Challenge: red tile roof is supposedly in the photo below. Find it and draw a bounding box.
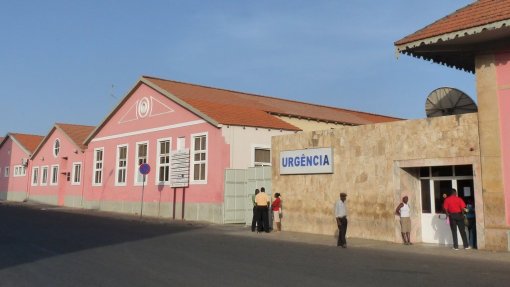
[56,123,95,151]
[9,133,45,154]
[142,76,400,130]
[32,123,95,158]
[396,0,510,46]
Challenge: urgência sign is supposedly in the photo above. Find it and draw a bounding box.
[280,147,333,175]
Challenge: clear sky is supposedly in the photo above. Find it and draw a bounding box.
[0,0,476,136]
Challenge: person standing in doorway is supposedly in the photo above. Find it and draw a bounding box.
[272,193,282,232]
[255,187,270,233]
[465,199,477,248]
[334,193,348,248]
[395,196,412,245]
[443,188,470,250]
[251,189,260,232]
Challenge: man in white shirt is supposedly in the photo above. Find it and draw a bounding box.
[334,193,348,248]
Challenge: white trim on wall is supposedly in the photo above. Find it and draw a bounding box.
[41,166,49,186]
[93,147,104,186]
[50,164,59,185]
[115,144,129,186]
[251,144,271,167]
[72,162,82,185]
[190,132,208,185]
[31,166,39,186]
[156,137,172,185]
[134,141,149,186]
[91,120,206,142]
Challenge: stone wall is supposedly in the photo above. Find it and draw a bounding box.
[272,114,481,243]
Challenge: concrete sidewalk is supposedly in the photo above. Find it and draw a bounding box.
[214,224,510,263]
[8,201,510,263]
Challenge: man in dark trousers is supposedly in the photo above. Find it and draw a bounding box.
[334,193,348,248]
[443,188,470,250]
[251,189,260,232]
[255,187,270,233]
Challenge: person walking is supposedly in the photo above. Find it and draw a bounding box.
[251,189,260,232]
[395,196,412,245]
[271,193,282,232]
[334,193,348,248]
[255,187,270,233]
[443,188,470,250]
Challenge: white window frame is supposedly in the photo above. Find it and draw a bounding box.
[31,167,39,186]
[13,165,26,177]
[156,138,172,185]
[134,141,149,186]
[115,144,128,186]
[41,166,49,186]
[4,166,9,177]
[50,164,59,185]
[72,162,82,185]
[190,132,207,184]
[53,138,61,157]
[252,145,271,167]
[93,148,104,186]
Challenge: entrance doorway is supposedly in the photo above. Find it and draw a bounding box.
[419,165,476,246]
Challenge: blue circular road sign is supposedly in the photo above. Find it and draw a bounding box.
[139,163,151,175]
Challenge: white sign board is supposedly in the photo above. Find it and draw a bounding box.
[280,147,333,175]
[171,149,190,187]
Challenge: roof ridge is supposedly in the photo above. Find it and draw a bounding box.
[142,75,400,119]
[55,122,95,128]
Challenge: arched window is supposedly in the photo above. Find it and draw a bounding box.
[53,139,60,157]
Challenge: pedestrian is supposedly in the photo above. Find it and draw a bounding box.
[334,192,348,248]
[395,196,412,245]
[443,188,470,250]
[272,193,282,232]
[255,187,270,233]
[251,189,260,232]
[465,199,476,248]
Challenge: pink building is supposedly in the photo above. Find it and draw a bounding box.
[0,76,398,224]
[28,123,95,206]
[78,76,398,223]
[0,133,44,201]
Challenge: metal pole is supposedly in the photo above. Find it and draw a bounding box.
[140,174,146,219]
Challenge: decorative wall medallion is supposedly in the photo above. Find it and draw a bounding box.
[138,97,150,118]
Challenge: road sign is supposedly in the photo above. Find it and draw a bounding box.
[139,163,151,175]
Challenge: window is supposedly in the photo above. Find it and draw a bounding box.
[41,166,48,185]
[135,142,148,184]
[53,139,60,157]
[72,163,82,185]
[254,148,271,166]
[4,166,9,177]
[93,148,104,185]
[13,165,26,177]
[116,145,128,185]
[157,139,171,184]
[191,134,207,182]
[32,167,39,186]
[177,137,185,151]
[50,165,59,185]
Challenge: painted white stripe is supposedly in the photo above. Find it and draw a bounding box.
[91,120,207,142]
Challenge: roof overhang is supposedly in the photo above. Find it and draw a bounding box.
[395,19,510,73]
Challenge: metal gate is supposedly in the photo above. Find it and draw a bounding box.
[224,166,272,224]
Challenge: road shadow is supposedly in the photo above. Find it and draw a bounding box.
[0,202,205,270]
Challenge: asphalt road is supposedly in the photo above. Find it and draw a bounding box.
[0,202,509,287]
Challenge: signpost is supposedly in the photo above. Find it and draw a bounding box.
[139,163,151,219]
[171,149,190,219]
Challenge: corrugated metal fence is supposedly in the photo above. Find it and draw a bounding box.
[224,166,272,224]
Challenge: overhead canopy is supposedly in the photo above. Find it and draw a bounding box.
[395,0,510,73]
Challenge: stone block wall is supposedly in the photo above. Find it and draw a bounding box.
[272,114,481,243]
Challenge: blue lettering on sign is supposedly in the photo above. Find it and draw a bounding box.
[281,154,331,167]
